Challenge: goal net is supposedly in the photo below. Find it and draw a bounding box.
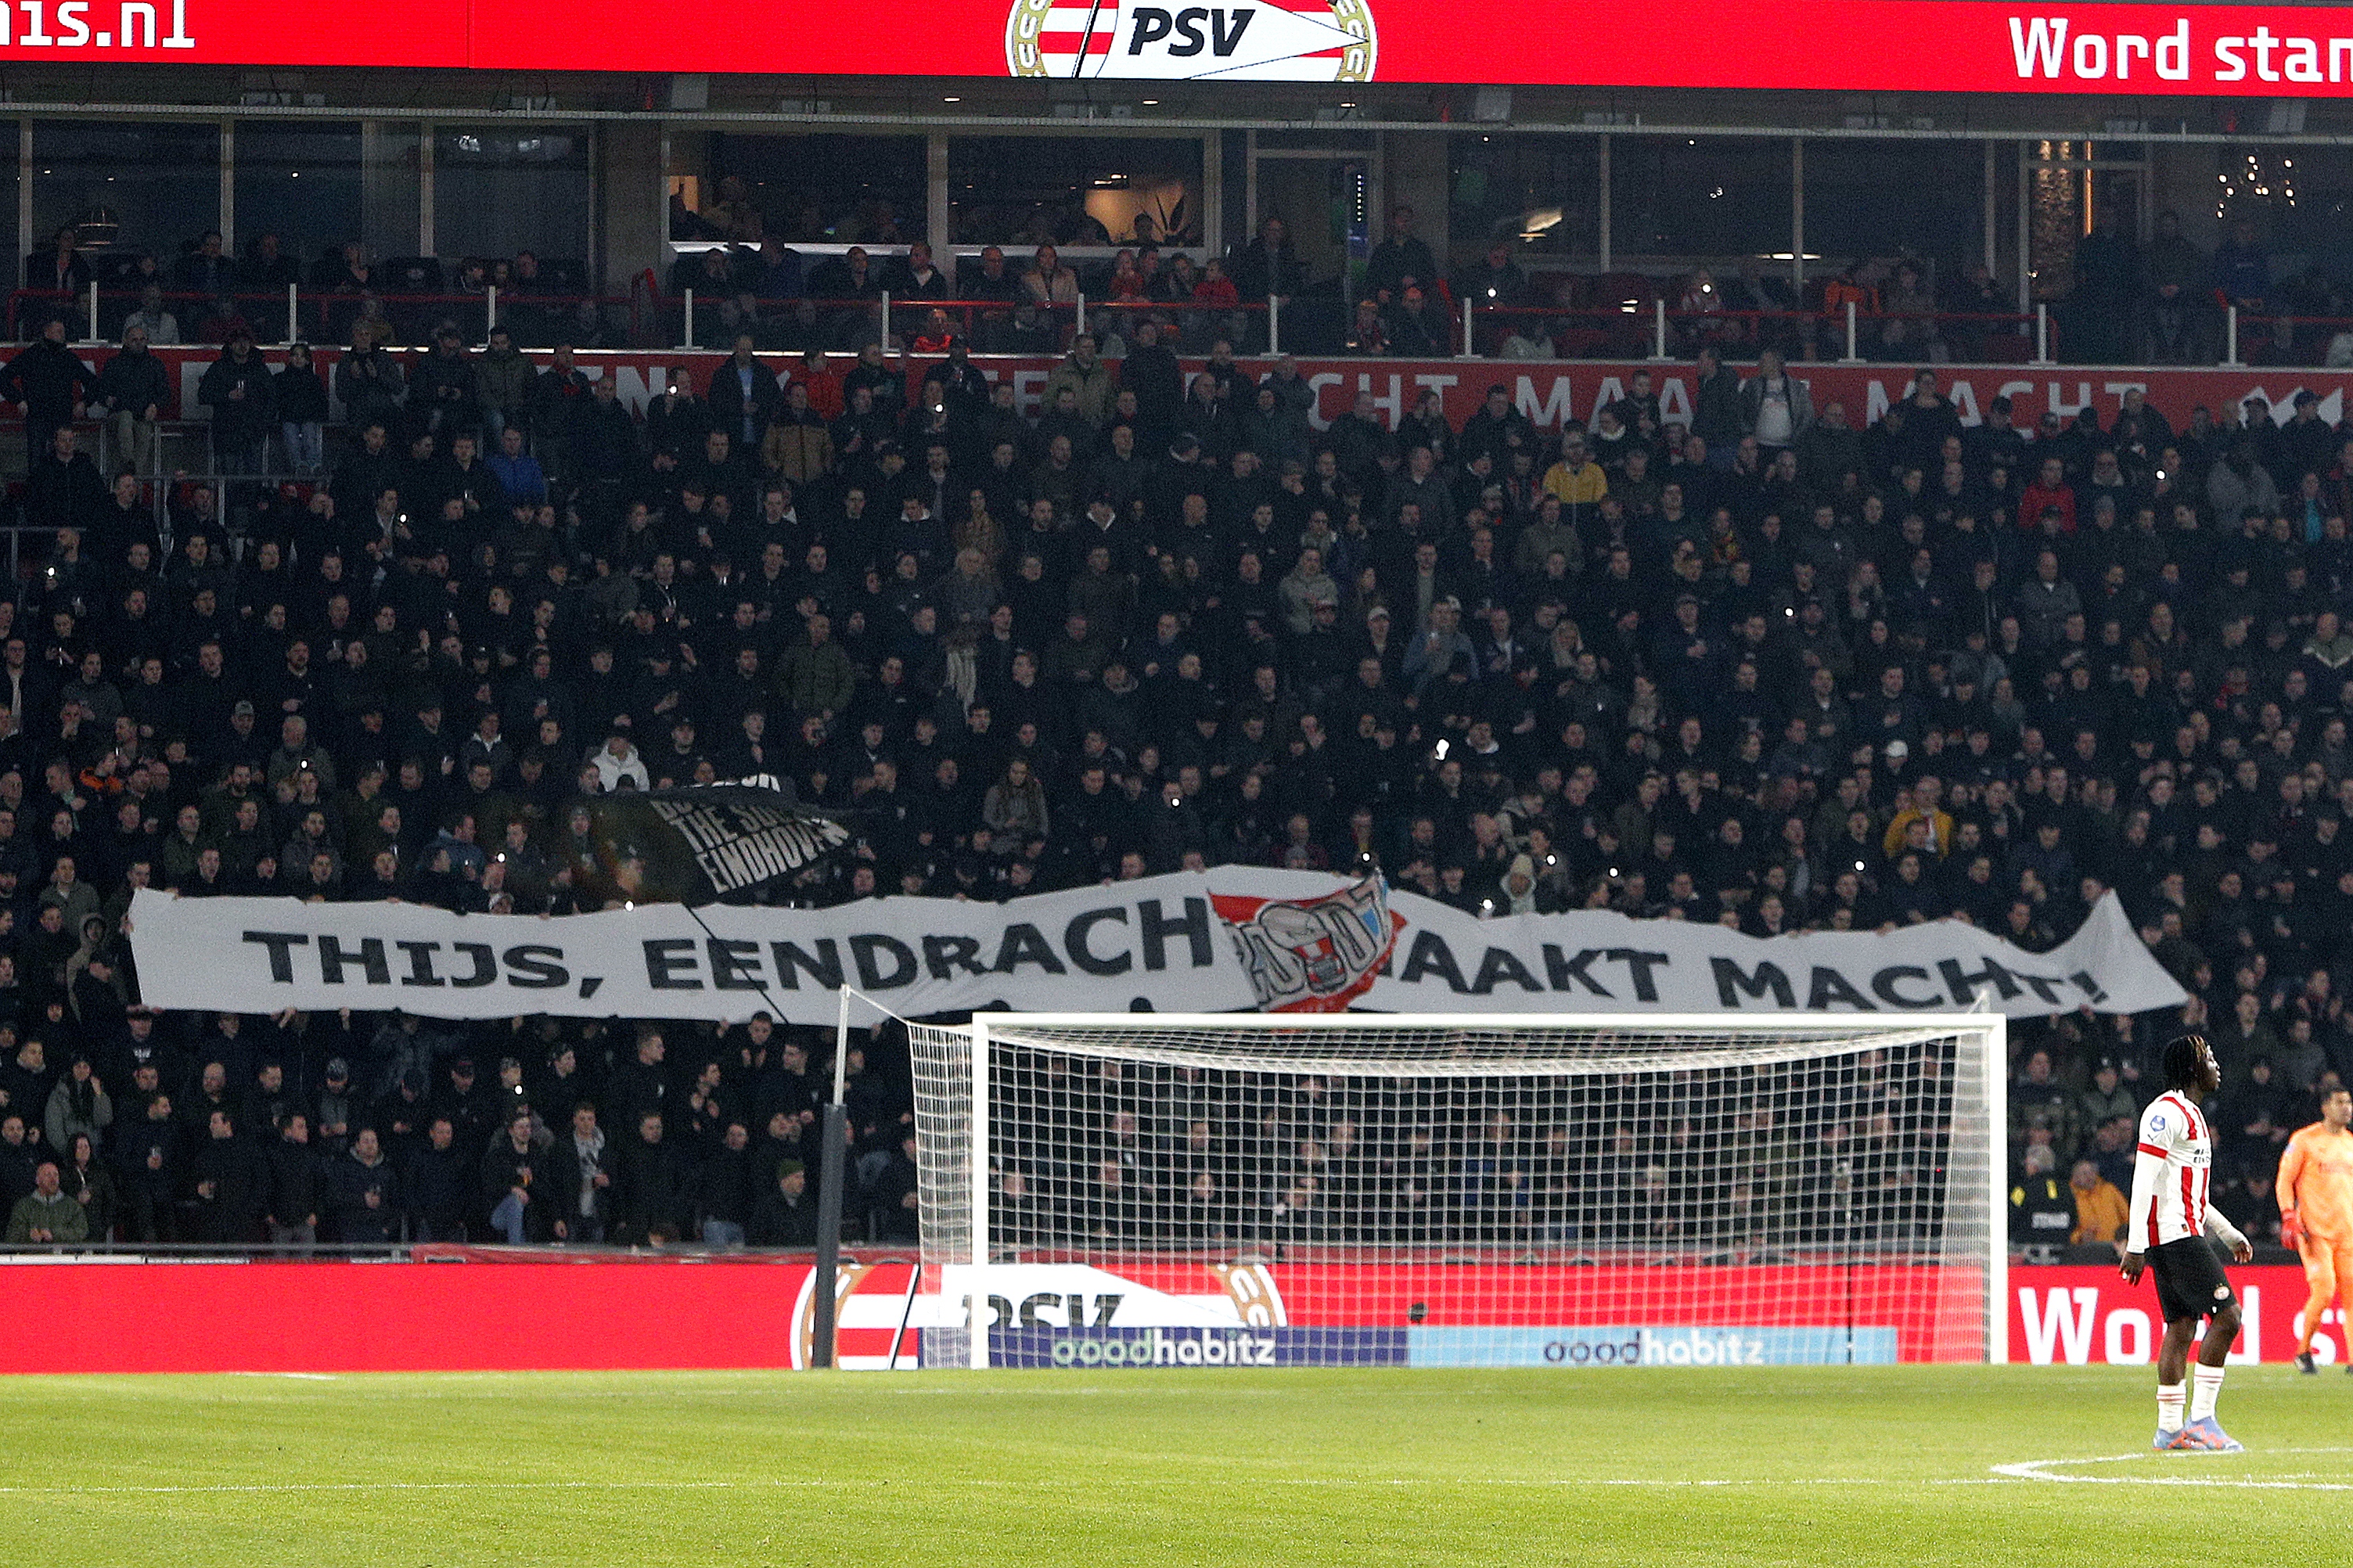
[908,1012,2004,1371]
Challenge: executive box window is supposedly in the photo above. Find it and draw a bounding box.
[1449,134,1599,261]
[1806,140,1990,275]
[234,121,365,280]
[1609,135,1790,263]
[435,128,590,268]
[949,136,1203,248]
[32,121,221,280]
[682,134,927,246]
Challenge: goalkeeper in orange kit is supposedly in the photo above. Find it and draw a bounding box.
[2279,1084,2353,1375]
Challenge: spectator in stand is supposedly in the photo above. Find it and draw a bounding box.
[707,334,783,451]
[6,1160,88,1244]
[2,316,91,463]
[2213,219,2271,314]
[27,226,92,299]
[1458,241,1531,315]
[2143,210,2211,365]
[1739,349,1812,455]
[121,286,180,349]
[92,325,171,480]
[477,326,537,445]
[22,427,106,534]
[244,232,301,291]
[174,231,238,297]
[1384,285,1445,358]
[750,1160,818,1246]
[274,343,330,477]
[1364,204,1436,305]
[2010,1143,2074,1259]
[2068,1157,2128,1254]
[334,1125,402,1243]
[886,241,948,302]
[1232,216,1303,323]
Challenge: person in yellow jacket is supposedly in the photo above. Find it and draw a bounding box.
[1541,432,1607,512]
[2279,1083,2353,1373]
[1880,775,1955,860]
[2069,1158,2130,1254]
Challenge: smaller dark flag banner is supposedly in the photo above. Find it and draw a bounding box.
[571,784,851,908]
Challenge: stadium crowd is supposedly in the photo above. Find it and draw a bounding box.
[0,268,2348,1255]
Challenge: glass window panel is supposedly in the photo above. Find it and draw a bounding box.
[362,124,423,270]
[1608,135,1790,262]
[2232,146,2353,285]
[0,124,17,289]
[1805,139,1988,274]
[434,127,589,264]
[1449,131,1598,261]
[34,120,221,275]
[234,120,363,282]
[949,135,1203,249]
[686,133,926,244]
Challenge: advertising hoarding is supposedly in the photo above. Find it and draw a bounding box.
[2009,1264,2323,1365]
[0,1257,2316,1373]
[6,0,2353,96]
[81,343,2353,460]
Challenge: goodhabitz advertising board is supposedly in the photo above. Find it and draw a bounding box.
[925,1258,1967,1366]
[988,1327,1409,1367]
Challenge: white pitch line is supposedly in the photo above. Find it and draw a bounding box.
[41,1455,2351,1501]
[1992,1447,2353,1490]
[0,1476,1986,1498]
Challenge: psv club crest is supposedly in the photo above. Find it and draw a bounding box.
[1006,0,1376,81]
[1212,875,1403,1013]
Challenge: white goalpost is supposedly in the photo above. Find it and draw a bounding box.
[908,1012,2006,1371]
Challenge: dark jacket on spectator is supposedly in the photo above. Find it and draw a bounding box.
[2,336,90,423]
[331,1144,402,1243]
[480,1132,559,1243]
[265,1138,325,1229]
[93,344,172,422]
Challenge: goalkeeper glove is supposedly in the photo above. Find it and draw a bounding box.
[2281,1210,2304,1248]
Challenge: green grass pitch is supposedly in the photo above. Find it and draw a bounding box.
[5,1365,2348,1565]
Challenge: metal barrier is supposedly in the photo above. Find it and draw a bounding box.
[659,293,1275,356]
[31,282,2353,369]
[1463,301,2053,365]
[8,283,652,350]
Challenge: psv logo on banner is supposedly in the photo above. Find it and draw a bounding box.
[1212,875,1402,1012]
[1006,0,1376,80]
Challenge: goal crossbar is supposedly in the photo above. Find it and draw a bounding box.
[959,1013,1983,1078]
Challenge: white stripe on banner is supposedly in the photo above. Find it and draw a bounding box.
[124,877,2184,1024]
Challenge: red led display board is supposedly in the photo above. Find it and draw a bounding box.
[1,0,2348,95]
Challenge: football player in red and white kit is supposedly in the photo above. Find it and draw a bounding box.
[2121,1034,2254,1453]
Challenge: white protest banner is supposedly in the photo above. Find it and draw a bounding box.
[126,877,2184,1024]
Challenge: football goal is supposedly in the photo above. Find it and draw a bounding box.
[908,1012,2005,1370]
